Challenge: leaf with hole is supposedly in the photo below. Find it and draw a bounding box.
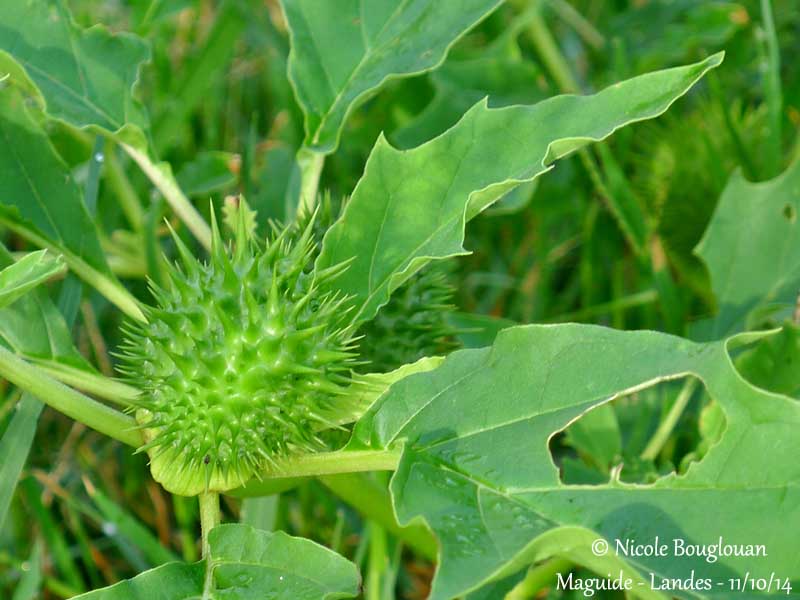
[349,324,800,599]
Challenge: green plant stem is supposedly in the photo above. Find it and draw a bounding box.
[229,476,303,497]
[103,142,144,231]
[707,71,758,180]
[199,492,220,559]
[544,289,657,323]
[550,0,604,50]
[121,143,212,250]
[367,520,388,600]
[199,492,220,600]
[253,449,400,481]
[231,449,400,496]
[0,346,140,447]
[297,147,325,213]
[526,7,579,93]
[760,0,782,177]
[32,361,140,408]
[641,378,698,461]
[505,558,573,599]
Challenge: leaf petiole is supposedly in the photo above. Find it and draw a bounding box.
[121,143,212,251]
[32,360,140,408]
[252,449,400,482]
[297,147,325,214]
[640,378,699,461]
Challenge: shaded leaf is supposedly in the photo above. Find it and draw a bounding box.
[563,404,621,471]
[350,324,799,599]
[735,321,800,398]
[695,160,800,339]
[0,394,43,530]
[0,85,113,280]
[281,0,503,153]
[152,2,246,151]
[0,0,150,145]
[318,54,723,323]
[610,0,747,72]
[0,0,209,256]
[446,312,516,348]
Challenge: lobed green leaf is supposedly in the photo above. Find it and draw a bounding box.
[281,0,503,154]
[0,0,150,145]
[318,53,724,324]
[73,524,360,599]
[0,86,114,280]
[695,159,800,339]
[351,324,800,598]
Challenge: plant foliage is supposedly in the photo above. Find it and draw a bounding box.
[0,1,796,599]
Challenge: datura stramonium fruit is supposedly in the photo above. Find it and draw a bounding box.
[294,194,461,373]
[120,210,358,496]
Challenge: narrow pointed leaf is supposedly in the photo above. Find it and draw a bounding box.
[11,539,43,600]
[317,53,723,323]
[0,250,64,309]
[350,324,799,599]
[0,394,43,530]
[0,244,93,370]
[281,0,503,154]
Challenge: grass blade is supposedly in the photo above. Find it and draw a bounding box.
[0,394,43,529]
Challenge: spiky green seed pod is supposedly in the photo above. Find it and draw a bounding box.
[120,206,358,496]
[295,193,461,372]
[356,266,460,372]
